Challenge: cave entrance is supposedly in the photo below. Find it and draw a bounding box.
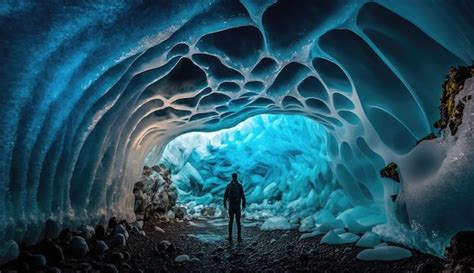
[136,114,336,228]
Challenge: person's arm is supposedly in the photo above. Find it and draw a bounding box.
[240,184,246,209]
[223,185,228,209]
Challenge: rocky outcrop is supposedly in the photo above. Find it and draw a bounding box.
[414,133,437,147]
[434,65,474,135]
[444,231,474,272]
[380,162,400,183]
[133,165,184,220]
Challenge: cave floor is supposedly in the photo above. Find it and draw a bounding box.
[120,218,445,273]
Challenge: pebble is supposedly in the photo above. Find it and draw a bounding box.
[111,233,126,247]
[175,254,190,262]
[110,252,124,263]
[29,254,47,268]
[154,226,165,233]
[47,267,62,273]
[70,236,89,257]
[95,240,109,256]
[114,224,129,240]
[102,263,119,273]
[212,255,221,262]
[42,242,64,265]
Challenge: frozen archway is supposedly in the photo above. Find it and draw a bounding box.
[0,0,473,262]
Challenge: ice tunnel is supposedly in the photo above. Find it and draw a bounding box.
[1,0,474,263]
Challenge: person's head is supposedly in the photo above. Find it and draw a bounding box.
[231,173,238,181]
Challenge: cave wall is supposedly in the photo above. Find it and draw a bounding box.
[0,0,473,261]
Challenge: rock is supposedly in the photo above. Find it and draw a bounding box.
[446,230,474,260]
[18,261,30,272]
[174,206,186,219]
[94,225,106,240]
[120,263,133,271]
[79,262,92,271]
[78,225,95,239]
[108,217,119,231]
[41,241,64,265]
[414,132,437,146]
[380,162,400,182]
[102,263,119,273]
[111,233,126,247]
[154,226,165,233]
[167,210,176,220]
[416,262,441,273]
[58,228,73,243]
[131,226,140,234]
[343,247,352,254]
[166,243,176,253]
[212,255,221,262]
[434,65,474,135]
[159,240,171,251]
[201,207,216,217]
[29,254,47,268]
[95,240,109,257]
[47,267,62,273]
[444,231,474,272]
[44,219,61,240]
[70,236,89,257]
[190,257,200,263]
[270,238,276,244]
[122,251,131,261]
[139,230,146,236]
[175,254,190,262]
[110,252,124,264]
[113,224,129,240]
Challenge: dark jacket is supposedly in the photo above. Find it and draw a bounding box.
[224,180,246,209]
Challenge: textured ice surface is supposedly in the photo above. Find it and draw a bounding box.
[0,0,473,262]
[321,230,360,244]
[356,231,381,248]
[261,216,291,231]
[356,246,412,261]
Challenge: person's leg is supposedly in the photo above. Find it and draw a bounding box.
[228,208,234,239]
[236,208,242,240]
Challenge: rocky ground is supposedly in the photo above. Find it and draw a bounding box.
[122,218,444,273]
[0,217,447,273]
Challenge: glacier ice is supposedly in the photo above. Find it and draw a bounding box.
[356,231,381,248]
[0,0,473,263]
[261,216,292,231]
[356,246,412,261]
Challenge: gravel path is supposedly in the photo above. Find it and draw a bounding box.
[121,218,445,272]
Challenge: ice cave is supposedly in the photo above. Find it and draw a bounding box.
[1,0,474,272]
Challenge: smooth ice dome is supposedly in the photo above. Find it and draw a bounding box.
[356,246,412,261]
[0,0,473,263]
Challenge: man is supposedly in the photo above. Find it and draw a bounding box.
[224,173,246,241]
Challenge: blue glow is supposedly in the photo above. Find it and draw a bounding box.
[159,115,331,216]
[0,0,473,263]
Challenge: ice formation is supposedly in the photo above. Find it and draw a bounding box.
[0,0,473,263]
[356,246,412,261]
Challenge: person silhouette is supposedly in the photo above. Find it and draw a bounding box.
[224,173,246,241]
